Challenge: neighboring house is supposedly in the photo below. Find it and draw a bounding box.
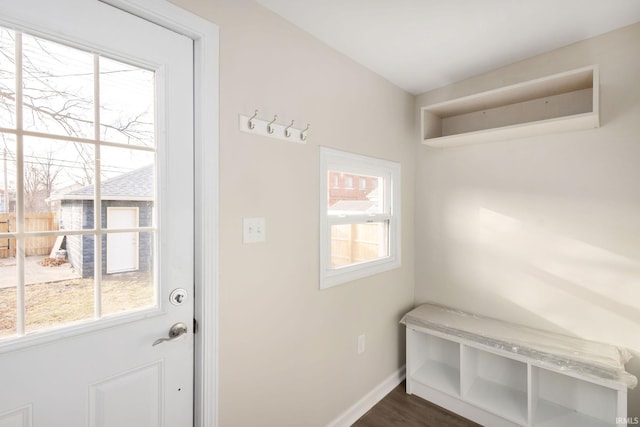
[53,165,154,277]
[328,171,378,207]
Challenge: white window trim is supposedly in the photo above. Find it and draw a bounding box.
[319,147,401,289]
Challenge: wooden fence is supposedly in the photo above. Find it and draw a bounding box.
[0,212,58,258]
[330,222,388,268]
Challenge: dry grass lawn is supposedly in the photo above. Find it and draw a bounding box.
[0,271,153,337]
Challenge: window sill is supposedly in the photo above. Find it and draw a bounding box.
[320,256,400,289]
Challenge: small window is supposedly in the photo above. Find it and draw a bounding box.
[319,147,401,289]
[344,175,354,189]
[331,173,339,188]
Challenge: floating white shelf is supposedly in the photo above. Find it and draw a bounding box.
[420,65,599,147]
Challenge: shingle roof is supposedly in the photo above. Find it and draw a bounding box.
[57,165,153,201]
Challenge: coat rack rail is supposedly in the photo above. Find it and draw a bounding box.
[238,111,309,144]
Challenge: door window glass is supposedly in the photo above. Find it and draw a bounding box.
[0,26,158,339]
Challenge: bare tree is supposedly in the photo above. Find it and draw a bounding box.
[23,163,41,211]
[21,149,62,212]
[0,27,154,210]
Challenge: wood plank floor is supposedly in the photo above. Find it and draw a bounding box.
[352,382,481,427]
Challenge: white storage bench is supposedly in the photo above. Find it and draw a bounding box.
[401,303,637,427]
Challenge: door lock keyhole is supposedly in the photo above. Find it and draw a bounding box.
[169,288,187,305]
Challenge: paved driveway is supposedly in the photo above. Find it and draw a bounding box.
[0,256,80,288]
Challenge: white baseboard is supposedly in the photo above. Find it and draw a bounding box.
[327,365,406,427]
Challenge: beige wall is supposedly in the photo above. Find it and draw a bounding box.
[415,22,640,415]
[170,1,416,425]
[165,0,639,421]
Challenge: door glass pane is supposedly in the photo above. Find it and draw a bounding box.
[100,146,154,230]
[24,236,90,334]
[100,146,154,180]
[24,137,94,231]
[0,135,16,338]
[0,28,16,129]
[0,135,16,215]
[64,233,94,279]
[99,57,154,147]
[330,221,389,268]
[0,229,11,260]
[102,231,155,317]
[22,33,94,139]
[0,262,16,338]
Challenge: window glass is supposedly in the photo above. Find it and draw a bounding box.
[330,221,389,268]
[328,171,383,215]
[320,147,400,289]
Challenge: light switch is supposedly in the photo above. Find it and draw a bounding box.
[243,217,266,243]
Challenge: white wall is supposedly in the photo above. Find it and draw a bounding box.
[170,1,416,425]
[415,22,640,415]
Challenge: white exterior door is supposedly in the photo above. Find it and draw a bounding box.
[107,207,139,274]
[0,1,194,426]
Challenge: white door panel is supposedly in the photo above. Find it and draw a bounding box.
[0,0,194,425]
[89,361,163,427]
[0,406,30,427]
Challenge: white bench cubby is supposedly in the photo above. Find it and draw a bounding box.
[406,327,628,427]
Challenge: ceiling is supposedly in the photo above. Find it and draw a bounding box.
[256,0,640,94]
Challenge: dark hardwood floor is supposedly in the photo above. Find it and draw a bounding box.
[352,382,481,427]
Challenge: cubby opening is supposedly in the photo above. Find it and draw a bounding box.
[407,330,460,397]
[461,345,528,425]
[531,367,619,427]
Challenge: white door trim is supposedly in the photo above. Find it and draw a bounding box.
[98,1,219,426]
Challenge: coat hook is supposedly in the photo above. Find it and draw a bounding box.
[267,115,278,134]
[284,120,295,138]
[300,123,310,141]
[248,110,258,130]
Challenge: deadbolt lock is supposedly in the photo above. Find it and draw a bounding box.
[169,288,187,305]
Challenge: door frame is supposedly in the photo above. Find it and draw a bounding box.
[99,1,219,426]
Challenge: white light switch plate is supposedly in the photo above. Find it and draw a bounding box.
[243,217,266,243]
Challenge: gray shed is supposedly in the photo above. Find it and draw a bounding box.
[55,165,154,278]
